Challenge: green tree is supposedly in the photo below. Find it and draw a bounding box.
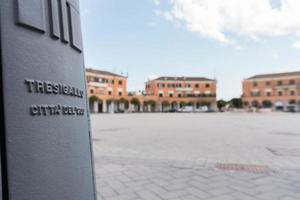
[89,95,101,103]
[229,98,243,109]
[130,98,140,106]
[106,99,113,105]
[119,98,129,108]
[217,100,227,110]
[148,100,156,107]
[187,102,194,106]
[180,102,187,108]
[262,100,273,108]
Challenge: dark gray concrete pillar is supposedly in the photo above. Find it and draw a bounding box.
[0,0,97,199]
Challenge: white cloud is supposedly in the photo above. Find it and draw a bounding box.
[157,0,300,47]
[292,40,300,49]
[153,0,160,6]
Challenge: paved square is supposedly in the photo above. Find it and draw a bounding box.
[91,113,300,200]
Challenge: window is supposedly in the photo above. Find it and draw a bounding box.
[119,92,122,96]
[266,92,271,97]
[289,80,295,85]
[277,81,282,86]
[118,80,123,85]
[169,93,173,97]
[278,91,283,96]
[251,91,260,97]
[108,91,112,95]
[195,84,199,88]
[90,89,94,94]
[187,84,191,88]
[178,94,182,97]
[266,81,271,86]
[253,81,258,87]
[290,90,295,96]
[205,83,210,88]
[162,84,165,88]
[94,77,99,82]
[159,93,163,97]
[112,80,114,84]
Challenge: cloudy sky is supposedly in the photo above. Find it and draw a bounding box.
[80,0,300,100]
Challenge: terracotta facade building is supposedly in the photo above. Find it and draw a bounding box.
[86,68,218,113]
[86,68,128,113]
[145,76,217,111]
[242,71,300,111]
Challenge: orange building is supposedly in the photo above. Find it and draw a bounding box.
[242,71,300,111]
[145,76,217,111]
[86,69,218,113]
[86,68,128,113]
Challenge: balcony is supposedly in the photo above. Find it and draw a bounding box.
[88,82,107,87]
[275,84,297,89]
[175,87,193,92]
[181,94,216,98]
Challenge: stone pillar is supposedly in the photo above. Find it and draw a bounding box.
[109,102,115,114]
[103,100,107,113]
[140,104,143,112]
[147,104,151,112]
[0,0,97,199]
[93,101,99,113]
[211,101,217,111]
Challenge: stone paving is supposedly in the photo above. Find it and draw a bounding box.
[91,113,300,200]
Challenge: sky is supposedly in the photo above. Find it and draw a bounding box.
[80,0,300,100]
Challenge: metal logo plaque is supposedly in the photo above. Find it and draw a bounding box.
[0,0,96,200]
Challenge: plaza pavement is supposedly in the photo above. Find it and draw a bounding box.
[91,113,300,200]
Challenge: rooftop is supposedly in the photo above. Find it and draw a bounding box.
[247,71,300,80]
[86,68,127,78]
[153,76,215,82]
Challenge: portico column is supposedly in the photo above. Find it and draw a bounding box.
[211,101,217,111]
[129,103,134,112]
[110,102,115,114]
[103,100,107,113]
[140,104,143,112]
[93,101,99,113]
[147,104,151,112]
